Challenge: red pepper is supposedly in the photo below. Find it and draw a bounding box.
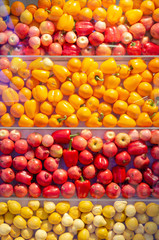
[104,26,121,43]
[128,140,148,155]
[112,166,126,184]
[127,41,142,55]
[52,130,78,144]
[144,168,159,186]
[42,185,60,198]
[75,176,91,198]
[63,139,78,168]
[142,42,159,55]
[75,21,94,36]
[62,43,81,55]
[15,171,33,185]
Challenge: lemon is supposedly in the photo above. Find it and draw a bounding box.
[92,205,102,215]
[36,208,48,220]
[145,221,157,234]
[105,218,114,230]
[1,234,13,240]
[155,230,159,240]
[35,229,47,240]
[28,216,42,230]
[13,216,27,230]
[28,201,40,211]
[95,227,108,239]
[78,201,93,213]
[133,234,145,240]
[4,212,15,225]
[21,207,33,219]
[81,212,94,224]
[48,212,61,224]
[10,225,20,238]
[41,220,52,232]
[53,223,65,235]
[125,217,138,231]
[59,232,73,240]
[144,233,153,240]
[0,223,11,236]
[136,213,149,224]
[21,227,33,239]
[146,203,159,217]
[46,232,57,240]
[123,229,134,240]
[125,205,136,217]
[134,202,146,214]
[102,205,115,218]
[69,206,81,219]
[78,228,90,240]
[113,222,125,234]
[20,9,33,25]
[0,215,4,224]
[0,202,8,215]
[153,215,159,224]
[8,201,21,215]
[86,223,95,233]
[107,231,115,240]
[43,201,55,214]
[14,238,25,240]
[56,201,70,215]
[114,212,126,222]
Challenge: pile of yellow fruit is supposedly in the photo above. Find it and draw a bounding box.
[0,200,158,240]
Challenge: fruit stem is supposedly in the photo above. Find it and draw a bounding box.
[95,75,104,82]
[69,139,72,150]
[80,176,85,182]
[70,133,79,138]
[98,113,104,122]
[57,115,67,123]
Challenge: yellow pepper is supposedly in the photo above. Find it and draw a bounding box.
[29,58,43,70]
[117,114,136,127]
[151,112,159,127]
[116,64,130,79]
[32,85,48,102]
[127,104,141,120]
[65,114,79,127]
[81,58,98,75]
[2,88,19,106]
[150,88,159,101]
[128,92,145,106]
[53,65,71,82]
[24,99,39,119]
[76,106,91,121]
[55,100,75,116]
[103,114,117,127]
[63,0,81,17]
[72,72,87,88]
[18,114,34,127]
[119,0,133,12]
[1,113,15,127]
[47,77,60,90]
[107,5,122,25]
[85,113,103,127]
[48,114,67,127]
[93,85,105,99]
[61,81,75,95]
[67,58,82,72]
[32,70,50,83]
[68,94,85,110]
[148,58,159,73]
[88,70,104,86]
[123,74,142,92]
[57,13,74,31]
[116,86,129,101]
[136,112,152,127]
[128,59,147,74]
[125,9,143,25]
[142,99,158,115]
[113,100,128,115]
[104,75,120,89]
[98,102,112,115]
[48,89,63,107]
[100,58,117,74]
[86,96,99,112]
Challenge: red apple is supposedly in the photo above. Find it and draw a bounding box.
[36,170,52,187]
[88,137,103,152]
[94,153,109,170]
[61,182,75,198]
[97,169,113,185]
[83,164,96,179]
[0,168,15,183]
[134,154,150,169]
[9,129,21,141]
[48,43,62,55]
[104,131,115,142]
[102,142,118,158]
[15,23,29,39]
[95,21,106,32]
[28,26,40,37]
[115,133,130,148]
[42,134,54,147]
[0,183,13,197]
[8,33,19,46]
[42,185,60,198]
[65,31,77,43]
[90,183,105,199]
[77,36,88,48]
[128,129,139,141]
[115,151,131,166]
[52,169,68,185]
[29,183,41,198]
[53,31,65,45]
[13,156,27,171]
[79,150,93,165]
[72,136,87,151]
[127,168,142,185]
[81,45,95,55]
[29,36,41,49]
[121,184,136,198]
[14,184,28,198]
[80,129,92,140]
[35,146,49,160]
[27,158,43,174]
[96,43,112,55]
[44,157,59,172]
[25,149,35,160]
[0,155,12,168]
[151,146,159,160]
[39,21,55,35]
[15,171,33,185]
[106,182,121,199]
[140,16,154,31]
[150,130,159,144]
[152,182,159,198]
[41,34,52,46]
[136,183,151,198]
[50,144,63,158]
[27,132,42,147]
[14,139,28,154]
[129,23,146,39]
[0,129,9,140]
[152,161,159,176]
[139,129,151,142]
[1,139,14,154]
[112,43,126,55]
[67,166,82,180]
[89,31,104,46]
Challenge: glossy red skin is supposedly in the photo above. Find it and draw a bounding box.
[14,184,28,198]
[52,169,68,185]
[89,32,104,46]
[0,183,13,197]
[44,157,59,172]
[61,182,75,198]
[14,139,28,154]
[68,166,82,180]
[151,146,159,160]
[63,149,78,168]
[75,21,94,36]
[35,146,50,160]
[15,23,29,39]
[9,130,21,141]
[121,184,136,198]
[102,142,118,158]
[143,168,158,186]
[136,183,151,198]
[127,168,142,185]
[42,134,54,147]
[27,133,42,147]
[79,150,93,165]
[75,178,91,198]
[152,161,159,176]
[48,42,62,55]
[42,185,60,198]
[13,156,27,171]
[150,130,159,144]
[104,26,121,43]
[115,151,131,167]
[1,139,14,154]
[112,166,126,184]
[142,42,159,55]
[62,43,81,55]
[152,182,159,198]
[83,164,96,179]
[112,43,126,56]
[53,31,65,45]
[127,41,142,55]
[49,144,63,158]
[80,129,92,140]
[97,169,113,185]
[29,183,41,198]
[134,154,150,169]
[94,153,109,170]
[15,171,33,185]
[90,183,105,199]
[0,129,9,140]
[52,129,71,144]
[128,140,148,155]
[36,170,52,187]
[27,158,43,174]
[106,182,121,199]
[72,136,87,151]
[25,149,35,160]
[0,155,12,168]
[0,168,15,183]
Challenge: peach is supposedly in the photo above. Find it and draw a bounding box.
[8,33,19,46]
[48,42,62,55]
[28,26,40,37]
[39,21,55,35]
[29,36,41,49]
[41,34,52,46]
[0,32,8,45]
[65,31,77,44]
[15,23,29,39]
[77,36,89,48]
[129,23,146,39]
[96,43,111,55]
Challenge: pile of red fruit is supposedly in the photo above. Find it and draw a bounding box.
[0,128,159,199]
